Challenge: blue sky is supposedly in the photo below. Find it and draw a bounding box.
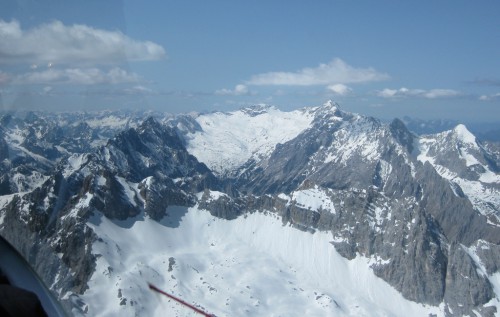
[0,0,499,122]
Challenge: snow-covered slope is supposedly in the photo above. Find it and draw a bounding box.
[180,105,315,176]
[82,205,445,317]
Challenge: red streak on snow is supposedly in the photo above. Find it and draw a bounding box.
[148,283,215,317]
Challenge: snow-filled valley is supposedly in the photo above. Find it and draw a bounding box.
[83,205,444,317]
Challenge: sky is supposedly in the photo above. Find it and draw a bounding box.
[0,0,499,122]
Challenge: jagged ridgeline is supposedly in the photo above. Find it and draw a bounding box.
[0,102,499,316]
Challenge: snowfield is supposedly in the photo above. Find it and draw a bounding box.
[82,206,445,317]
[280,185,337,214]
[185,106,315,175]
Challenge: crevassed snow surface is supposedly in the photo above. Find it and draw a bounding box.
[185,107,314,175]
[83,206,444,317]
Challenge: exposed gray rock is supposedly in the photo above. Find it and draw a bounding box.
[417,162,500,245]
[138,176,195,221]
[443,244,494,315]
[389,118,414,153]
[198,190,244,220]
[0,134,8,162]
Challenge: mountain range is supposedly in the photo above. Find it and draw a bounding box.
[0,101,499,316]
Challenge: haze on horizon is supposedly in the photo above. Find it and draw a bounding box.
[0,0,499,123]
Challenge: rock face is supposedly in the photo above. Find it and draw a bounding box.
[0,103,499,316]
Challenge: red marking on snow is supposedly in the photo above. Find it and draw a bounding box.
[148,283,215,317]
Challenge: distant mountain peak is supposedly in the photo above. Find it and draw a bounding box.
[452,124,478,147]
[139,116,161,128]
[389,118,414,153]
[322,99,340,110]
[313,100,344,121]
[239,104,276,117]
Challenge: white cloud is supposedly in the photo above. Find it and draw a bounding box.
[377,88,398,98]
[123,85,154,94]
[215,84,250,96]
[423,89,461,99]
[377,87,461,99]
[247,58,389,86]
[15,67,141,85]
[479,93,500,101]
[378,87,426,98]
[327,84,352,96]
[0,20,166,65]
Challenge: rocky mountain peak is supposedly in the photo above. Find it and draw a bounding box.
[319,99,341,114]
[322,99,338,109]
[137,116,163,134]
[389,118,414,153]
[239,104,276,117]
[311,100,345,125]
[136,117,184,151]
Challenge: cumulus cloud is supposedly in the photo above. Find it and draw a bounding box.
[377,87,461,99]
[215,84,250,96]
[0,20,166,65]
[327,84,352,96]
[14,67,141,85]
[247,58,389,86]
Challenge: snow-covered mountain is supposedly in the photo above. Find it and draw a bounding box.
[418,125,500,225]
[402,116,500,142]
[1,101,499,316]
